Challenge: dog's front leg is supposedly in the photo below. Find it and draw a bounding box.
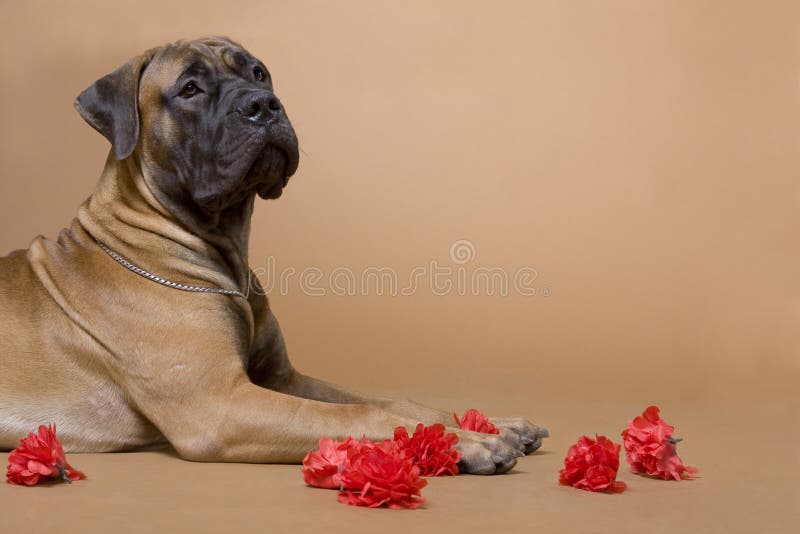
[172,377,412,463]
[124,359,520,473]
[274,372,547,455]
[245,307,545,465]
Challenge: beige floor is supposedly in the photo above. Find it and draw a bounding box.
[1,395,795,534]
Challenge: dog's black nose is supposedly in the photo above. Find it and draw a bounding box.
[239,92,283,123]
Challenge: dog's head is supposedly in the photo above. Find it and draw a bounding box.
[74,37,299,212]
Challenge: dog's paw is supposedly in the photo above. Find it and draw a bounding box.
[491,417,549,454]
[454,431,524,475]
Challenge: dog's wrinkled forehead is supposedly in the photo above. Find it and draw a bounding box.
[140,37,266,95]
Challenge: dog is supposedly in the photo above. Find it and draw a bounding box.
[0,37,547,474]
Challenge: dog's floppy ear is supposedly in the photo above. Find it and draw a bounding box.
[74,53,151,160]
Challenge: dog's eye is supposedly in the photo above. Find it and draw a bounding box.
[253,66,267,82]
[180,82,201,98]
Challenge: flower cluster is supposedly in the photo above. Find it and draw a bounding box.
[302,423,464,508]
[559,434,626,493]
[560,405,698,493]
[303,435,429,508]
[6,424,86,486]
[303,411,500,508]
[621,406,697,480]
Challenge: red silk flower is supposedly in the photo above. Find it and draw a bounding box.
[6,424,86,486]
[559,434,626,493]
[338,439,427,509]
[302,436,371,489]
[393,423,461,476]
[453,408,500,434]
[621,406,697,481]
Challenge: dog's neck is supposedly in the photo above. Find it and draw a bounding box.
[78,152,254,294]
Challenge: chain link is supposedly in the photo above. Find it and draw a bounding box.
[95,239,249,298]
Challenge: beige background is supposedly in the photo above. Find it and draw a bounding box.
[0,1,798,533]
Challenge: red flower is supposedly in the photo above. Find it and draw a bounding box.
[559,435,626,493]
[302,436,370,489]
[453,408,500,434]
[621,406,697,481]
[393,423,461,476]
[6,424,86,486]
[338,439,427,509]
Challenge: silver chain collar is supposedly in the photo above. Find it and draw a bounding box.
[95,239,249,299]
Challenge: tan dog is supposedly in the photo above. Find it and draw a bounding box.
[0,37,547,474]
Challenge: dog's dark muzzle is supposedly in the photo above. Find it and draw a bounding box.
[235,90,299,177]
